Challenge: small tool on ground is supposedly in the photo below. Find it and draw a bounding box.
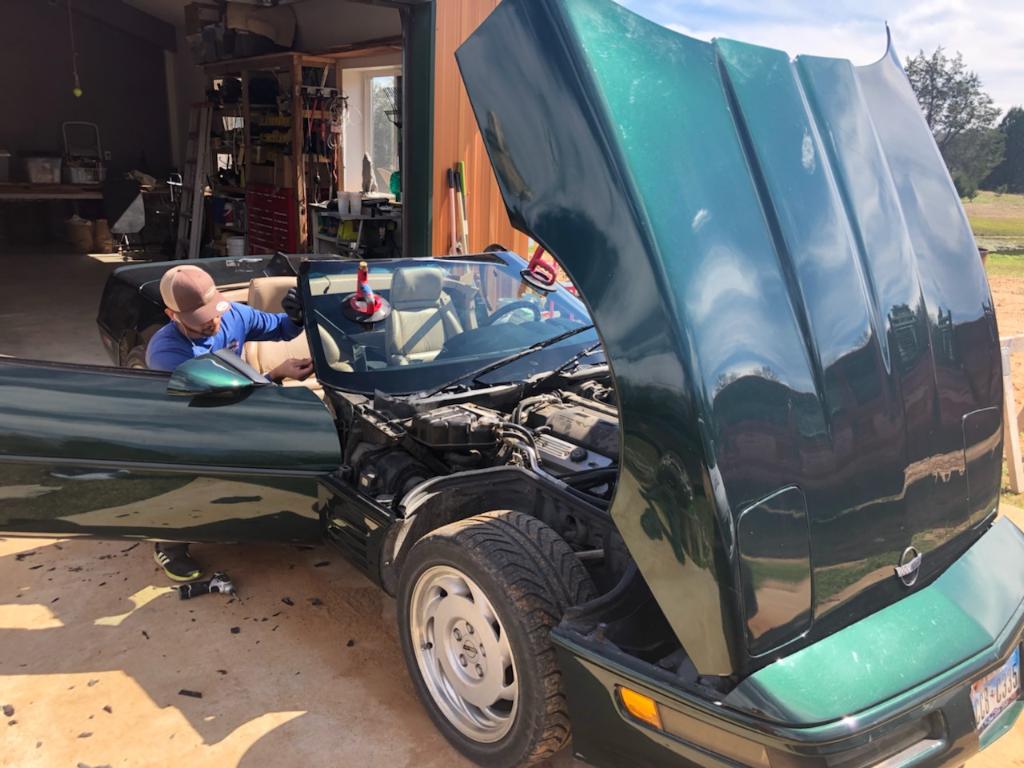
[178,571,236,600]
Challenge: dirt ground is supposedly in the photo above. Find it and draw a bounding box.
[991,274,1024,391]
[2,514,1021,768]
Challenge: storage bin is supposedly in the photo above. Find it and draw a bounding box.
[64,164,106,184]
[25,157,62,184]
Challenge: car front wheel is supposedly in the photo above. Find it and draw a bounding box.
[397,510,596,768]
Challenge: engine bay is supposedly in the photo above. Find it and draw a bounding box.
[323,369,630,583]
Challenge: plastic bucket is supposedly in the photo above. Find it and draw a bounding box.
[226,236,246,257]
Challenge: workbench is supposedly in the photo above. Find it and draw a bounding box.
[0,183,103,200]
[309,204,400,257]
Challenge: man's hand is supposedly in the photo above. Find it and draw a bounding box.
[269,357,314,383]
[282,286,304,326]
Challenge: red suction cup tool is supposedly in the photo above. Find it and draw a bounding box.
[343,261,391,323]
[520,245,558,293]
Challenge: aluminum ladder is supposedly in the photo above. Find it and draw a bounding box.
[174,103,213,259]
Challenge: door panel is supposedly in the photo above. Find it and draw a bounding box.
[0,360,340,542]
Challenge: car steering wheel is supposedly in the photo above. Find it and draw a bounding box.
[484,300,542,326]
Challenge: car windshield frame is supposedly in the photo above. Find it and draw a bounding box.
[299,252,601,396]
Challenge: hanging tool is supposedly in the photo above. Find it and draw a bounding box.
[67,0,84,97]
[457,161,467,205]
[178,572,236,600]
[447,169,462,255]
[457,161,469,249]
[454,167,469,253]
[329,95,347,201]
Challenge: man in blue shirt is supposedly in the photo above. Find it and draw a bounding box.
[146,264,312,580]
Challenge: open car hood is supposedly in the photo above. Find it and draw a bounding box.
[457,0,1002,677]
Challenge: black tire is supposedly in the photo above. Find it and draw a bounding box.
[397,510,597,768]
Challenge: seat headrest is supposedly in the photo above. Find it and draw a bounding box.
[248,276,297,313]
[390,268,444,309]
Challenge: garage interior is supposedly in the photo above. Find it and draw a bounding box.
[0,0,524,365]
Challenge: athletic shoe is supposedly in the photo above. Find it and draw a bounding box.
[153,543,203,582]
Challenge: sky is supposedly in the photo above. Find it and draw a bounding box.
[617,0,1022,115]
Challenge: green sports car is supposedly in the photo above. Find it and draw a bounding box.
[2,1,1022,766]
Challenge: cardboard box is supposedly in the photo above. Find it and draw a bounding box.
[185,3,221,35]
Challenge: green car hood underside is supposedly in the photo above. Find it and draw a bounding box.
[457,0,1002,677]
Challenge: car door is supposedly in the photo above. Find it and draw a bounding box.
[0,357,340,543]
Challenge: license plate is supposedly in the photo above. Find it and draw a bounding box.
[970,646,1021,732]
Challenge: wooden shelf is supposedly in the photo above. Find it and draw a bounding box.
[204,52,349,250]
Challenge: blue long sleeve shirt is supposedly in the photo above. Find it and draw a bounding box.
[145,302,302,371]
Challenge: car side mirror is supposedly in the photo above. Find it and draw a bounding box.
[167,350,268,397]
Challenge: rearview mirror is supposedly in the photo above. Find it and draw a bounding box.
[167,350,268,397]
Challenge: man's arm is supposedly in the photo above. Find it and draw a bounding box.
[236,303,303,343]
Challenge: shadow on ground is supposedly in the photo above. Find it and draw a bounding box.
[0,536,506,767]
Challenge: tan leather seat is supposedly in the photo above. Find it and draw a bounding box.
[243,276,323,394]
[385,267,463,365]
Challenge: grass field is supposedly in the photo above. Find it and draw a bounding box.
[964,191,1024,251]
[982,252,1024,277]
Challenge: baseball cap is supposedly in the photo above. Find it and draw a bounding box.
[159,265,229,326]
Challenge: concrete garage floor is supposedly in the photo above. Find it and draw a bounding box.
[0,248,1021,767]
[0,247,119,364]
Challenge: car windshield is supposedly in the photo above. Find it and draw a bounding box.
[301,252,600,395]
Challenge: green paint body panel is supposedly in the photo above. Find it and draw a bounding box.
[166,354,260,396]
[0,359,340,542]
[457,0,1004,679]
[554,520,1024,767]
[398,1,435,258]
[727,516,1024,723]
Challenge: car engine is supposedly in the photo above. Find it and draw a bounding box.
[325,370,626,585]
[342,377,616,494]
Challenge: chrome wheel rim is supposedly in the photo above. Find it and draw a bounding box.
[409,565,519,743]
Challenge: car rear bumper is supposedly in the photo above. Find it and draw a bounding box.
[554,516,1024,768]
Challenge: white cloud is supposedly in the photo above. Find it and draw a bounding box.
[619,0,1023,114]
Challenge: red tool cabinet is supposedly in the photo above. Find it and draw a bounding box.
[246,185,297,254]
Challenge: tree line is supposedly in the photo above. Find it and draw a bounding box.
[905,48,1022,199]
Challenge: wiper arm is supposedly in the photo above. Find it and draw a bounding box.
[544,340,604,382]
[424,324,595,398]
